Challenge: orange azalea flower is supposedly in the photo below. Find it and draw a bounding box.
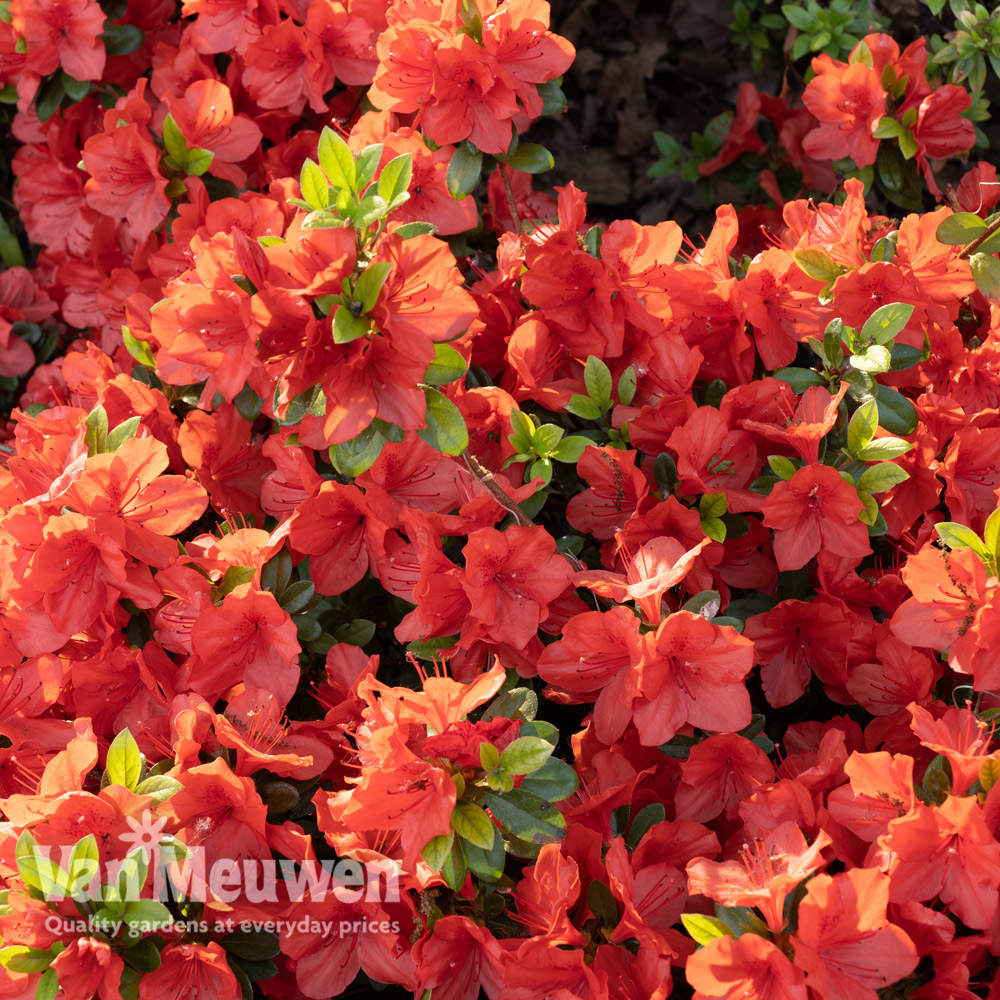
[908,703,994,796]
[163,79,262,180]
[215,687,333,779]
[686,821,830,934]
[791,867,919,1000]
[761,464,870,571]
[741,383,848,466]
[566,446,649,540]
[136,942,240,1000]
[686,933,807,1000]
[825,750,915,843]
[634,611,756,746]
[743,594,855,708]
[889,542,987,651]
[572,535,710,626]
[461,524,573,649]
[801,57,885,167]
[186,588,300,706]
[81,124,170,244]
[674,733,775,823]
[8,0,106,81]
[62,435,209,567]
[880,795,1000,931]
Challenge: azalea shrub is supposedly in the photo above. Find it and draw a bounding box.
[3,1,1000,1000]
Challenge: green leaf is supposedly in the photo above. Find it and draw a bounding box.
[855,437,913,461]
[870,234,896,263]
[531,423,564,457]
[35,968,58,1000]
[980,757,1000,793]
[856,462,909,493]
[874,384,918,436]
[936,211,988,245]
[483,789,566,844]
[185,148,214,177]
[332,306,370,344]
[624,803,665,852]
[354,261,393,314]
[768,455,797,480]
[421,833,454,872]
[331,619,375,646]
[162,113,188,164]
[0,947,53,974]
[849,344,892,373]
[584,356,613,407]
[872,116,905,139]
[699,492,726,518]
[935,521,991,560]
[394,221,438,239]
[133,775,183,803]
[682,913,735,946]
[299,159,329,212]
[317,127,356,192]
[417,388,469,455]
[107,416,141,452]
[822,318,845,368]
[551,435,591,463]
[680,590,722,619]
[480,742,500,770]
[518,757,579,801]
[106,729,142,790]
[701,516,726,543]
[984,507,1000,561]
[537,78,567,115]
[772,367,825,392]
[353,143,383,192]
[860,302,914,346]
[654,453,678,494]
[451,802,496,850]
[460,824,505,881]
[0,213,24,267]
[439,836,468,890]
[888,343,923,370]
[482,686,538,722]
[120,328,154,370]
[791,248,844,283]
[447,141,483,199]
[354,192,389,229]
[846,399,879,456]
[123,899,173,929]
[85,404,109,456]
[857,490,878,525]
[504,143,554,174]
[100,23,144,54]
[378,153,413,205]
[970,251,1000,301]
[423,343,468,386]
[781,4,812,29]
[618,365,637,405]
[330,423,387,477]
[498,737,554,776]
[564,394,604,420]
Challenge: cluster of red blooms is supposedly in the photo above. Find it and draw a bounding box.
[699,33,978,214]
[2,1,1000,999]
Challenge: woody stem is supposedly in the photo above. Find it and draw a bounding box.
[497,162,522,232]
[461,450,533,526]
[960,215,1000,258]
[460,450,586,570]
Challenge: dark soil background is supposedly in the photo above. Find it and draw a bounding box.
[530,0,976,236]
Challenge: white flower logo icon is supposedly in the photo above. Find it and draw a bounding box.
[119,809,169,860]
